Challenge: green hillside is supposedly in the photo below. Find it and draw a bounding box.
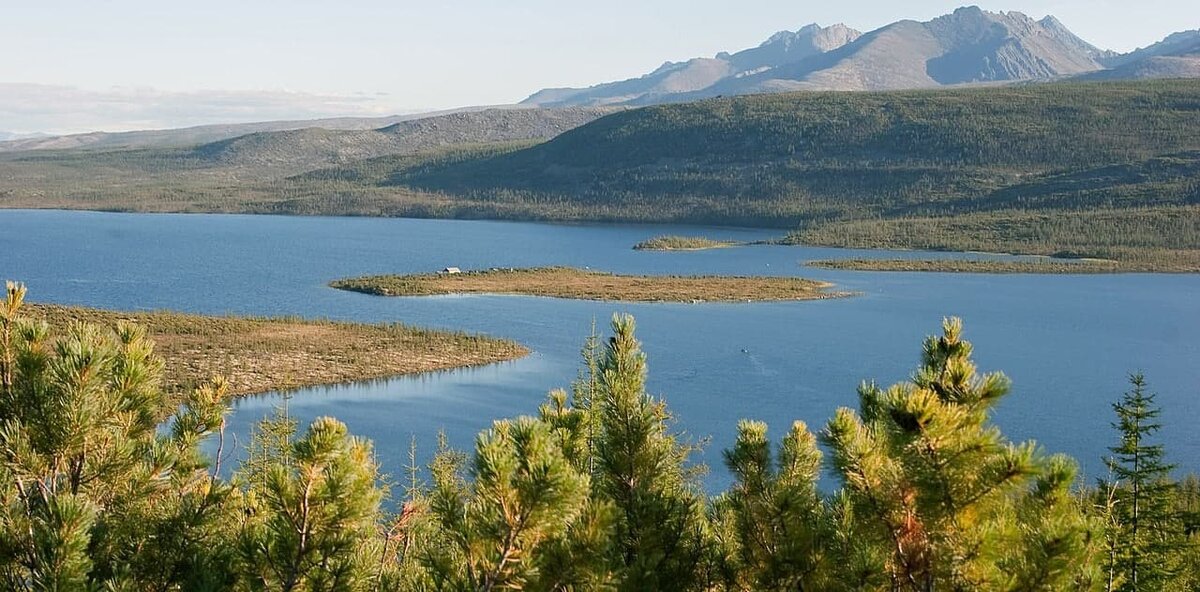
[378,80,1200,268]
[398,81,1199,216]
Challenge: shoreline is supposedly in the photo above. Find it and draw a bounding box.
[27,303,529,397]
[805,258,1143,274]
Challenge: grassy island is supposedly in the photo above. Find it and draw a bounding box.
[331,266,845,302]
[27,304,527,396]
[806,258,1131,274]
[633,235,739,251]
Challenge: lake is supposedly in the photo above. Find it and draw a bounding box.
[2,209,1197,490]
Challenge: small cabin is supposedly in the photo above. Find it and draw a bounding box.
[441,267,462,275]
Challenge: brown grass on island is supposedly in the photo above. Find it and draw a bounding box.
[27,304,528,397]
[805,258,1130,274]
[633,235,739,251]
[331,266,846,302]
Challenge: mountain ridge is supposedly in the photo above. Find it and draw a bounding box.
[0,105,567,154]
[185,106,619,172]
[522,6,1195,106]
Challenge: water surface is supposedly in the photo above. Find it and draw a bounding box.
[3,209,1197,489]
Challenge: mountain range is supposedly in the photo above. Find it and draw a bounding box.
[1084,30,1200,80]
[522,6,1198,107]
[4,7,1195,151]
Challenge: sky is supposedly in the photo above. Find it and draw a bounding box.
[1,0,1196,134]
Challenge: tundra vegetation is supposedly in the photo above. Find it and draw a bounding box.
[2,280,1197,590]
[25,303,526,396]
[330,266,844,302]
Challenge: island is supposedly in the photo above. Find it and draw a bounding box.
[330,266,846,302]
[633,235,740,251]
[805,258,1128,274]
[28,304,527,396]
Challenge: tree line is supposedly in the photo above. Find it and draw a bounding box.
[0,280,1195,591]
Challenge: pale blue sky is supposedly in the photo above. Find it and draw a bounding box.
[1,0,1196,133]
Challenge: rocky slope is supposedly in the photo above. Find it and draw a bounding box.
[523,6,1196,106]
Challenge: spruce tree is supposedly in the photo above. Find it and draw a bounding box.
[1103,373,1182,591]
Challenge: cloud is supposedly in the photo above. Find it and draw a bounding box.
[0,83,415,134]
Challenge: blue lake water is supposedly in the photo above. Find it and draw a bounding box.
[2,209,1197,490]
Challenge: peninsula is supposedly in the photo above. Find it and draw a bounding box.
[28,304,528,396]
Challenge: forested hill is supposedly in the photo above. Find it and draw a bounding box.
[402,80,1200,193]
[367,79,1200,269]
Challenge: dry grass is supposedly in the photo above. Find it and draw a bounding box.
[806,258,1137,274]
[27,304,528,396]
[331,266,846,302]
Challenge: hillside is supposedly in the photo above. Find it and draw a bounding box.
[186,107,618,172]
[389,80,1200,268]
[0,113,415,153]
[523,7,1193,106]
[0,107,615,208]
[0,107,613,230]
[405,81,1200,209]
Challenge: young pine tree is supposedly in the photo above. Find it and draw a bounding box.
[591,314,710,592]
[1103,373,1183,591]
[821,317,1097,591]
[236,416,384,592]
[716,419,835,591]
[0,282,236,590]
[423,416,612,591]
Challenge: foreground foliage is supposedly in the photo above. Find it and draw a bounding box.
[1,280,1196,590]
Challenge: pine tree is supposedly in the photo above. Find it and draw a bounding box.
[423,416,611,591]
[0,282,236,590]
[591,314,709,592]
[1103,373,1182,591]
[237,416,384,592]
[821,317,1096,591]
[717,419,834,591]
